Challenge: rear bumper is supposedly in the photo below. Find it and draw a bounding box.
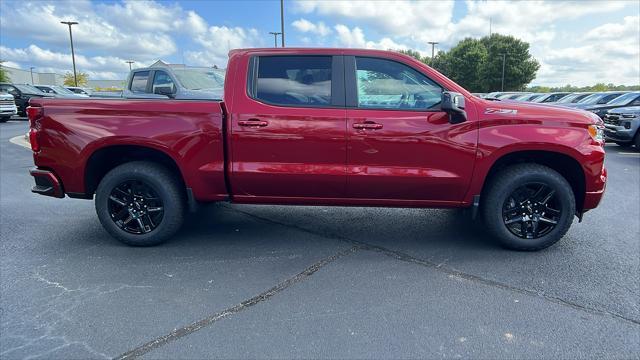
[29,167,64,198]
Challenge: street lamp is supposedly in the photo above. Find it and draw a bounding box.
[500,53,506,91]
[30,67,35,84]
[61,21,79,87]
[125,60,135,71]
[427,41,439,59]
[269,32,282,47]
[280,0,285,47]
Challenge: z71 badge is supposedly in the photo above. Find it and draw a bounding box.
[485,108,518,115]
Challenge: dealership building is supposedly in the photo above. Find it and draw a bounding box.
[1,65,124,89]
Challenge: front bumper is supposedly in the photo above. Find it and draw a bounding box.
[29,168,65,198]
[583,167,607,211]
[603,114,639,142]
[0,105,17,117]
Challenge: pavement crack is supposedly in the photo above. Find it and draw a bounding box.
[114,245,360,359]
[229,207,640,327]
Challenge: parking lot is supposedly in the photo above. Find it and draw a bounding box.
[0,118,638,358]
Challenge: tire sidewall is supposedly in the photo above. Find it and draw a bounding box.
[485,169,575,250]
[95,165,182,245]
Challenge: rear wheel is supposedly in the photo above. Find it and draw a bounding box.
[482,164,575,251]
[95,161,185,246]
[634,131,640,150]
[0,117,9,123]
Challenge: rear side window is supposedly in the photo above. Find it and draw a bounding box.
[355,57,442,110]
[253,56,332,107]
[130,71,150,92]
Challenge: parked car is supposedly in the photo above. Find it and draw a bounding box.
[0,93,18,122]
[547,92,594,105]
[66,86,93,96]
[484,91,521,99]
[122,66,225,99]
[603,106,640,149]
[513,93,543,102]
[501,93,532,100]
[560,91,628,109]
[0,83,53,116]
[581,92,640,119]
[27,48,606,251]
[532,92,571,103]
[35,85,89,98]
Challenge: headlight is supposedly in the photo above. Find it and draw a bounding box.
[588,124,605,142]
[621,113,637,118]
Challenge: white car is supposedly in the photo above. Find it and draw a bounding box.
[34,85,89,98]
[0,93,18,122]
[66,86,93,96]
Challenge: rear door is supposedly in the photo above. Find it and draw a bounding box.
[228,54,347,200]
[344,55,477,202]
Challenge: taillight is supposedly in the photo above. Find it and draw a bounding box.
[27,106,43,128]
[29,128,40,152]
[26,106,43,152]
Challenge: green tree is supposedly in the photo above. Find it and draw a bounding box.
[63,71,89,86]
[479,34,539,92]
[397,49,426,63]
[0,66,10,82]
[442,38,488,92]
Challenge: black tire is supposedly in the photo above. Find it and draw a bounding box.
[0,117,9,123]
[634,132,640,150]
[482,163,575,251]
[615,141,632,148]
[95,161,185,246]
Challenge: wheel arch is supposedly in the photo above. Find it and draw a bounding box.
[479,150,586,213]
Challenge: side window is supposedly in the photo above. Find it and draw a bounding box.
[253,56,332,106]
[152,71,176,94]
[631,96,640,106]
[130,71,150,93]
[355,57,442,110]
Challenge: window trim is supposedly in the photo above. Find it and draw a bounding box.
[246,55,346,109]
[345,55,446,112]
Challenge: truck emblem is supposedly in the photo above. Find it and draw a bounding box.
[485,108,518,115]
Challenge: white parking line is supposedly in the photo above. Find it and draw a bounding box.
[9,134,31,149]
[617,152,640,156]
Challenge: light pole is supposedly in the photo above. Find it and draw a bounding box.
[280,0,285,47]
[30,67,35,84]
[500,53,506,91]
[269,32,282,47]
[427,41,439,59]
[61,21,79,86]
[125,60,134,71]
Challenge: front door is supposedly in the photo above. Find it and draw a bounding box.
[229,55,347,200]
[345,56,477,203]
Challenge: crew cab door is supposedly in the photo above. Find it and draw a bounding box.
[228,54,347,200]
[345,56,477,203]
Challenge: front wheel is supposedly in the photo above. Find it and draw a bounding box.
[482,164,575,251]
[0,117,9,123]
[95,161,185,246]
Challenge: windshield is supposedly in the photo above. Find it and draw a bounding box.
[556,93,580,103]
[15,84,45,94]
[172,67,226,90]
[50,85,76,95]
[578,93,609,104]
[606,92,639,105]
[532,94,551,103]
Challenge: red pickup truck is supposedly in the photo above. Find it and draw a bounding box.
[27,48,607,250]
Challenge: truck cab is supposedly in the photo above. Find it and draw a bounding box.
[123,66,225,100]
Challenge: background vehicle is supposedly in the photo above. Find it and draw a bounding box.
[547,92,594,105]
[122,66,226,99]
[532,92,571,103]
[500,92,531,100]
[513,93,543,102]
[0,93,18,122]
[603,106,640,149]
[581,91,640,119]
[560,91,628,109]
[27,48,606,251]
[0,83,53,116]
[66,86,93,96]
[35,85,89,98]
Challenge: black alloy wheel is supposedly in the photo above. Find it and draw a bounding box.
[502,183,561,239]
[108,180,164,234]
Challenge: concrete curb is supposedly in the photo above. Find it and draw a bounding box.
[9,134,31,149]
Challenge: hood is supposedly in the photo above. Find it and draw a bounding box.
[608,106,640,115]
[479,99,601,126]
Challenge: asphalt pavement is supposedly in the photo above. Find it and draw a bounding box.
[1,118,638,359]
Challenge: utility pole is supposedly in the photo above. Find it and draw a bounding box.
[269,32,282,47]
[280,0,285,47]
[489,17,492,37]
[501,53,506,91]
[427,41,439,59]
[61,21,79,86]
[30,67,35,84]
[125,60,134,71]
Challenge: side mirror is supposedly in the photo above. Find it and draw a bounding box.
[441,91,467,124]
[153,86,174,98]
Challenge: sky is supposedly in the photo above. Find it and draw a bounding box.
[0,0,638,86]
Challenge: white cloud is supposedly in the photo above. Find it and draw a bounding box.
[292,19,332,36]
[186,26,263,67]
[333,25,414,54]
